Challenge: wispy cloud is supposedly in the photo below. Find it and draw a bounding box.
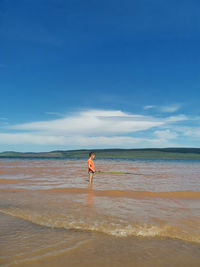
[160,104,181,113]
[181,127,200,138]
[143,105,155,110]
[154,129,178,140]
[166,114,187,122]
[7,109,164,135]
[0,133,178,148]
[143,104,181,113]
[1,108,198,150]
[45,112,64,117]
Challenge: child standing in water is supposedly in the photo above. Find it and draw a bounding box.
[87,152,95,184]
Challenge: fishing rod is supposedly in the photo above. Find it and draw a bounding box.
[96,170,142,175]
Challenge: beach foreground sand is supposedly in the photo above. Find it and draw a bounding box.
[1,213,200,267]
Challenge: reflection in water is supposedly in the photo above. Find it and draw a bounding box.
[86,183,95,207]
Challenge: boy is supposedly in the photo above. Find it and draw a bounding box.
[87,152,95,184]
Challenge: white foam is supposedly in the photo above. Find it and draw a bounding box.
[0,208,199,244]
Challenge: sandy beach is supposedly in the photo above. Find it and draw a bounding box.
[0,158,200,266]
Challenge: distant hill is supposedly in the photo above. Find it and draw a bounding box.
[0,148,200,159]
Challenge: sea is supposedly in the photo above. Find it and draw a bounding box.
[0,158,200,267]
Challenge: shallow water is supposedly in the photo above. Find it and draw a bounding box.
[0,158,200,266]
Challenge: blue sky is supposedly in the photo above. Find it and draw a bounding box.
[0,0,200,152]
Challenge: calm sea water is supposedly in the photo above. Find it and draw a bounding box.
[0,158,200,267]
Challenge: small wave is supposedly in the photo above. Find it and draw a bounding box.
[0,187,200,199]
[0,208,199,244]
[0,239,89,267]
[0,179,35,184]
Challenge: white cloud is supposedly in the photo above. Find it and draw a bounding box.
[0,133,178,148]
[45,112,63,117]
[0,133,64,145]
[166,114,188,122]
[144,104,181,113]
[7,109,164,135]
[160,104,180,113]
[154,129,178,140]
[0,108,195,150]
[181,127,200,138]
[143,105,155,110]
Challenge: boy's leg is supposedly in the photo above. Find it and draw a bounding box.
[89,173,93,183]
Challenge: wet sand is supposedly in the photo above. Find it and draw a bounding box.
[0,158,200,266]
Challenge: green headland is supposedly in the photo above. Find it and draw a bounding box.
[0,148,200,159]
